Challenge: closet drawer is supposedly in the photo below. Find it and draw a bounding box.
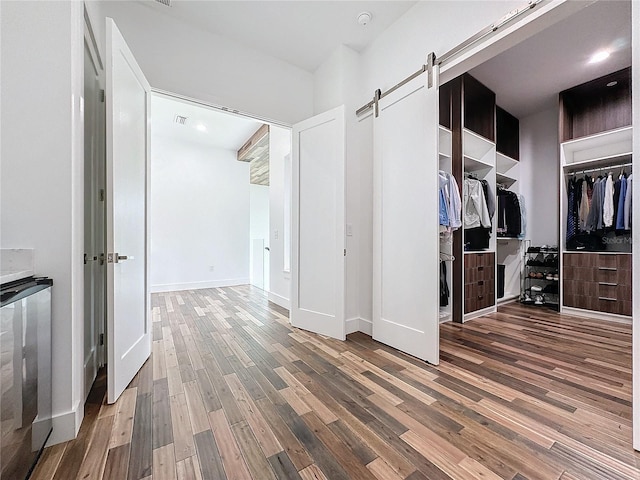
[464,291,495,314]
[464,253,495,284]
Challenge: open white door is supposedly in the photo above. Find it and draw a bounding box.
[291,106,346,340]
[106,19,151,403]
[372,56,440,364]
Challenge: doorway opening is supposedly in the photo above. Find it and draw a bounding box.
[148,93,292,303]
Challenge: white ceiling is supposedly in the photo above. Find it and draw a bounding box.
[141,0,417,72]
[152,94,264,150]
[470,0,631,119]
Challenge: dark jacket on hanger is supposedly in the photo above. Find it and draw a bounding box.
[497,189,522,237]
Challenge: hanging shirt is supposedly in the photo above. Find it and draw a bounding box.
[624,174,633,230]
[464,178,491,229]
[566,177,577,240]
[447,173,462,229]
[578,179,590,231]
[603,173,615,227]
[615,176,627,230]
[585,177,601,233]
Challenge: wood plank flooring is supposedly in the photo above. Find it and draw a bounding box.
[32,286,640,479]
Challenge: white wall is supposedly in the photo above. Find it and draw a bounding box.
[0,1,85,444]
[519,107,560,246]
[250,184,270,291]
[150,136,250,292]
[84,1,314,125]
[268,126,292,308]
[312,45,368,333]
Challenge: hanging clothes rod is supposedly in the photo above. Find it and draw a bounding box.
[567,162,633,176]
[355,0,543,117]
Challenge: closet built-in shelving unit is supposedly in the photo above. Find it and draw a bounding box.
[441,74,524,323]
[559,67,633,321]
[495,106,522,304]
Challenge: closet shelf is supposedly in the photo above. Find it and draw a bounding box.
[496,152,518,174]
[464,156,494,174]
[561,126,632,166]
[439,126,452,158]
[463,128,495,166]
[562,153,632,173]
[496,172,517,188]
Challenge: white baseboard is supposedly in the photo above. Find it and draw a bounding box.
[463,305,497,322]
[150,278,250,293]
[268,291,290,310]
[345,317,360,335]
[47,401,83,446]
[359,318,373,336]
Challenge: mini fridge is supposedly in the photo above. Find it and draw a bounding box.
[0,277,53,479]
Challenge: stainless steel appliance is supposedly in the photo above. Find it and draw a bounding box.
[0,277,53,479]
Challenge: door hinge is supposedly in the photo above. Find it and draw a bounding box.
[100,89,105,103]
[99,189,105,202]
[84,253,88,265]
[99,333,104,346]
[99,253,105,265]
[344,249,347,257]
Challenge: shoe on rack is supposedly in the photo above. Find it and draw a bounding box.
[546,273,554,280]
[534,295,544,305]
[527,246,541,253]
[531,285,543,292]
[536,272,544,279]
[553,273,559,281]
[521,293,533,304]
[529,271,537,278]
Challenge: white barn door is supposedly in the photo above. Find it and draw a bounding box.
[105,19,151,403]
[291,106,346,340]
[373,59,440,364]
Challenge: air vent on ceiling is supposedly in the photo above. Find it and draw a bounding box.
[174,115,188,125]
[154,0,171,6]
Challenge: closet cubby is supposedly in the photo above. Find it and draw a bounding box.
[559,67,631,143]
[559,67,633,321]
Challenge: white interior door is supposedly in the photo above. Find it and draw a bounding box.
[251,239,265,290]
[106,18,151,404]
[291,106,346,340]
[373,58,440,364]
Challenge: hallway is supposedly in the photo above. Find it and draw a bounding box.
[32,286,640,479]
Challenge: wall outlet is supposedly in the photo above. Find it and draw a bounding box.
[274,229,279,239]
[209,265,215,272]
[346,223,353,236]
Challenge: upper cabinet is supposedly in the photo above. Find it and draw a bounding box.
[463,74,496,142]
[559,67,631,143]
[496,106,519,161]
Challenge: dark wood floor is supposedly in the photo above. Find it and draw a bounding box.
[32,286,640,479]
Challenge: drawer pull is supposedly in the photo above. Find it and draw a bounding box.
[598,282,618,286]
[478,266,484,271]
[478,295,483,300]
[478,280,484,286]
[598,297,616,301]
[598,267,616,271]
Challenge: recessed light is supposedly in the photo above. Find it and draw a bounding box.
[589,50,610,64]
[606,81,618,87]
[357,12,372,26]
[196,124,207,132]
